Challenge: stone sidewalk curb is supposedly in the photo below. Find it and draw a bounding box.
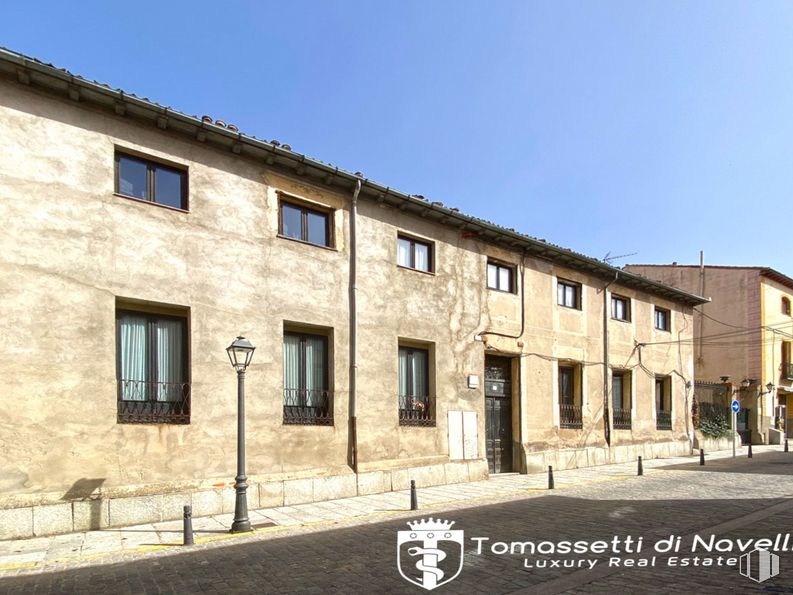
[0,444,778,575]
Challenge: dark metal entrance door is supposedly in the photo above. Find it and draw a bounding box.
[485,356,512,473]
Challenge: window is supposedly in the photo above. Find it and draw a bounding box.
[557,279,581,309]
[487,261,515,293]
[783,297,791,316]
[279,199,332,248]
[115,152,187,210]
[612,370,632,429]
[655,376,672,430]
[283,331,332,425]
[611,295,630,322]
[116,308,189,424]
[783,342,793,380]
[558,363,582,428]
[397,235,433,273]
[398,345,434,426]
[654,307,671,331]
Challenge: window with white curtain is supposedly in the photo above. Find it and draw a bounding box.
[397,235,433,273]
[283,331,332,425]
[557,279,581,309]
[398,345,434,426]
[116,309,189,424]
[487,261,515,293]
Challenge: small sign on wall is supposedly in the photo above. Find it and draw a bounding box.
[448,410,479,460]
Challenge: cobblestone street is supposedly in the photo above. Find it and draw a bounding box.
[1,449,792,594]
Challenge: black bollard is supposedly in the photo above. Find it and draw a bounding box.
[183,505,194,546]
[700,449,705,466]
[786,439,789,453]
[638,456,643,476]
[748,443,753,458]
[548,465,555,490]
[410,480,418,511]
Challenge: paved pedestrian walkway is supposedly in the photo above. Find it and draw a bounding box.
[0,443,779,575]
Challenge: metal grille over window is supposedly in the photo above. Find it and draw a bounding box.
[656,376,673,430]
[398,346,435,426]
[612,371,632,429]
[283,332,332,425]
[117,311,190,424]
[558,365,583,428]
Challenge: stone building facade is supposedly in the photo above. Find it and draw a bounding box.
[0,49,706,539]
[625,264,793,445]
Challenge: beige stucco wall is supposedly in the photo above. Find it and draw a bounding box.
[0,79,696,537]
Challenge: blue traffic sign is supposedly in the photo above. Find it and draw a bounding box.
[731,400,740,413]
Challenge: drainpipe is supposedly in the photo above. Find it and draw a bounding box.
[603,271,619,447]
[349,179,362,474]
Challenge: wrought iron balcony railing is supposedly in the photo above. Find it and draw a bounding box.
[399,394,436,426]
[612,407,632,430]
[117,380,191,424]
[559,403,583,429]
[656,410,672,430]
[283,389,333,426]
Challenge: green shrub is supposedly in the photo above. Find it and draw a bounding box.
[698,415,732,438]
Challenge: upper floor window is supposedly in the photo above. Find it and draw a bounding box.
[654,307,671,331]
[397,235,433,273]
[487,261,515,293]
[116,306,190,424]
[558,363,582,428]
[115,151,187,210]
[782,341,792,380]
[557,279,581,309]
[783,297,791,316]
[611,295,630,322]
[398,345,435,426]
[283,330,332,425]
[279,199,332,248]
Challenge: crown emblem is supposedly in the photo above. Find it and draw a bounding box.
[406,517,456,531]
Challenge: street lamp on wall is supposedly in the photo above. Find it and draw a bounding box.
[226,336,255,534]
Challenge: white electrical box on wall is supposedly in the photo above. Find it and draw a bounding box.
[467,374,480,389]
[448,410,479,460]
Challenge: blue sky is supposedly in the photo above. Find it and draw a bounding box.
[4,1,793,271]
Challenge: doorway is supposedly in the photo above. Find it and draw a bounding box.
[485,356,513,473]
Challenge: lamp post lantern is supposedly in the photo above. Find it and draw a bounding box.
[227,336,255,533]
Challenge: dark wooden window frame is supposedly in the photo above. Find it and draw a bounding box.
[611,369,632,429]
[487,260,516,293]
[277,197,334,248]
[783,297,791,316]
[398,344,435,426]
[654,307,671,332]
[115,308,190,424]
[557,279,581,310]
[283,330,333,425]
[114,150,188,211]
[611,294,631,322]
[655,375,673,430]
[397,234,434,273]
[558,363,583,429]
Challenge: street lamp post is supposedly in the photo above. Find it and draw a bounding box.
[227,336,255,534]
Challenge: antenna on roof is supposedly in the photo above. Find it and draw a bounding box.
[603,251,638,264]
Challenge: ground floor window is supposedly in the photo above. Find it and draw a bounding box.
[399,345,434,426]
[559,363,583,428]
[612,370,632,429]
[116,307,190,424]
[283,331,332,425]
[656,375,672,430]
